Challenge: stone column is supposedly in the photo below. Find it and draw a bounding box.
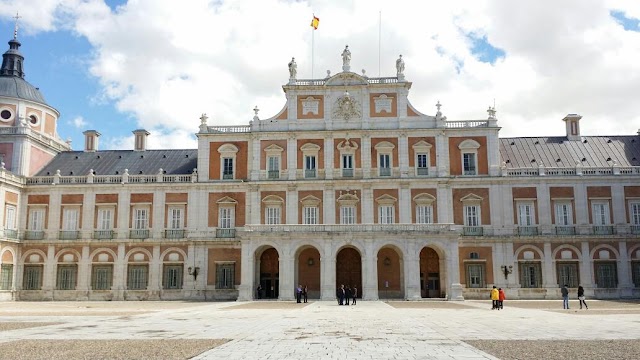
[288,135,297,180]
[446,239,464,300]
[152,190,164,239]
[361,135,371,179]
[249,185,260,225]
[237,240,254,301]
[537,185,551,234]
[398,182,410,223]
[286,184,297,224]
[250,135,260,181]
[618,241,633,297]
[436,184,452,224]
[362,184,374,224]
[324,185,335,225]
[77,246,91,298]
[363,239,379,300]
[43,245,56,295]
[82,193,95,237]
[324,136,333,180]
[279,244,295,301]
[117,190,130,239]
[149,245,161,299]
[113,243,126,300]
[542,242,555,290]
[436,131,449,177]
[579,241,594,290]
[404,241,421,300]
[574,184,589,234]
[398,132,409,178]
[611,184,625,226]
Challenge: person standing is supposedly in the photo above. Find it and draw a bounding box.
[303,285,308,303]
[490,286,499,310]
[561,284,569,309]
[345,286,352,306]
[498,288,506,310]
[578,285,588,310]
[336,286,342,305]
[352,285,357,305]
[256,284,262,299]
[296,284,302,303]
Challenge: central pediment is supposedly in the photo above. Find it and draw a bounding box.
[325,72,369,86]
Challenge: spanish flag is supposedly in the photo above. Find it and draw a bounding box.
[310,15,319,30]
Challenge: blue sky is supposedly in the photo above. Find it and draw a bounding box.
[1,1,639,150]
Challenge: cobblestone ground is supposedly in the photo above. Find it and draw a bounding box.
[0,300,638,359]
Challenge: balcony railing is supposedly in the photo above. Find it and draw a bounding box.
[518,226,539,236]
[463,226,484,236]
[463,169,477,176]
[58,230,79,240]
[4,229,18,239]
[222,173,234,180]
[245,223,454,234]
[216,228,237,238]
[416,167,429,176]
[632,225,640,235]
[129,229,149,239]
[165,229,186,239]
[267,170,280,179]
[555,226,576,235]
[379,167,391,177]
[304,169,317,178]
[24,230,45,240]
[94,230,114,240]
[593,225,614,235]
[342,168,354,177]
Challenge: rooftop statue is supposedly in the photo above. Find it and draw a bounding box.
[341,45,351,71]
[288,57,297,79]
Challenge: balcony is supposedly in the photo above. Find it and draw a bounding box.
[93,230,114,240]
[518,226,539,236]
[4,229,18,239]
[632,225,640,235]
[342,168,354,177]
[304,169,317,178]
[165,229,186,239]
[267,170,280,179]
[245,223,454,234]
[24,230,45,240]
[555,226,576,236]
[379,167,391,177]
[463,169,477,176]
[222,173,234,180]
[463,226,484,236]
[58,230,79,240]
[592,225,614,235]
[216,228,236,238]
[416,167,429,176]
[129,229,150,239]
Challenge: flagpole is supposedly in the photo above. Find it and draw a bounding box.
[311,25,315,79]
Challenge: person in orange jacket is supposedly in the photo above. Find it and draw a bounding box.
[498,288,506,310]
[490,286,499,310]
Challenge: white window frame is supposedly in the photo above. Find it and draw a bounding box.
[375,194,397,224]
[591,201,610,225]
[265,206,281,225]
[629,201,640,225]
[168,206,184,229]
[464,205,480,227]
[133,207,149,230]
[300,143,320,179]
[416,205,433,224]
[5,205,16,230]
[127,264,148,290]
[412,140,432,176]
[218,144,238,180]
[97,207,114,230]
[337,139,358,177]
[340,206,356,225]
[303,206,318,225]
[216,262,235,289]
[56,264,77,290]
[62,207,79,231]
[458,139,480,176]
[517,202,535,226]
[264,144,284,180]
[466,263,485,288]
[375,141,394,177]
[28,207,45,231]
[219,207,235,229]
[555,201,573,226]
[91,265,113,290]
[222,157,234,179]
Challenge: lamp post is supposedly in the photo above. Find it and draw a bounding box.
[500,265,513,280]
[188,266,200,281]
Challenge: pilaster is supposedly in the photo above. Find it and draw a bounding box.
[580,241,594,289]
[363,239,379,300]
[320,241,336,300]
[398,182,410,223]
[398,132,409,178]
[362,134,371,179]
[324,135,333,180]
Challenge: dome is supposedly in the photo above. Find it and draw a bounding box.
[0,75,48,105]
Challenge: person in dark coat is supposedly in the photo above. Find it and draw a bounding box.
[352,285,357,305]
[303,285,308,303]
[578,285,588,310]
[336,285,345,305]
[345,286,352,305]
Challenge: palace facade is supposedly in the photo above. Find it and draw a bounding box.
[0,38,639,302]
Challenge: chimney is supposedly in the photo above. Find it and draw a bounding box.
[133,129,150,151]
[562,114,582,141]
[82,130,100,152]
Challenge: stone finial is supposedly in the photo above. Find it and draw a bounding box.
[200,113,208,125]
[326,70,331,78]
[13,12,21,40]
[436,101,442,116]
[253,106,260,121]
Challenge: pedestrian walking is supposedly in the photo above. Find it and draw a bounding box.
[578,285,588,310]
[352,285,357,305]
[303,285,308,303]
[490,286,499,310]
[296,284,302,303]
[345,286,352,305]
[561,284,569,309]
[498,288,506,310]
[256,284,262,299]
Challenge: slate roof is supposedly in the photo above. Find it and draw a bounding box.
[35,149,198,176]
[499,136,640,168]
[0,76,48,105]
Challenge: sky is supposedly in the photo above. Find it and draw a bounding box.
[0,0,639,150]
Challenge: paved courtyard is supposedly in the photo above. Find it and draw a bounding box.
[0,299,639,359]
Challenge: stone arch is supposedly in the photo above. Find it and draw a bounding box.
[551,244,582,260]
[514,245,545,260]
[335,245,362,299]
[125,247,153,262]
[89,248,117,262]
[21,249,47,263]
[418,244,446,298]
[54,249,81,263]
[0,247,16,264]
[255,245,280,299]
[160,247,187,262]
[589,244,620,260]
[294,244,322,300]
[377,244,404,299]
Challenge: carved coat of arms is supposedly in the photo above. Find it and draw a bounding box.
[333,92,361,121]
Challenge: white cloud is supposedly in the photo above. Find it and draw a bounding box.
[3,0,640,149]
[70,115,87,128]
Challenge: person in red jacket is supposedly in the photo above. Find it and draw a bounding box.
[498,288,506,310]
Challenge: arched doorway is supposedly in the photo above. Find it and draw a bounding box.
[297,247,321,299]
[377,246,403,299]
[336,247,362,297]
[258,247,279,299]
[420,247,442,298]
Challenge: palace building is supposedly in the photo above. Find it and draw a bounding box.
[0,37,639,302]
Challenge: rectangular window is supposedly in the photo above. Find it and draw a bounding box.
[518,203,535,226]
[464,205,480,227]
[463,153,477,175]
[416,205,433,224]
[56,265,77,290]
[5,205,16,230]
[127,265,148,290]
[342,154,354,177]
[219,207,235,229]
[91,265,113,290]
[163,265,183,289]
[466,263,485,288]
[216,263,235,289]
[555,202,572,226]
[520,262,542,288]
[97,208,113,230]
[631,203,640,225]
[267,156,280,179]
[0,264,13,290]
[303,206,318,225]
[134,208,149,229]
[266,206,281,225]
[416,154,428,175]
[23,265,43,290]
[168,207,183,229]
[340,206,356,225]
[379,154,391,176]
[28,208,45,231]
[592,202,610,225]
[595,262,617,288]
[222,157,234,179]
[632,262,640,288]
[62,208,79,231]
[378,205,394,224]
[556,262,579,288]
